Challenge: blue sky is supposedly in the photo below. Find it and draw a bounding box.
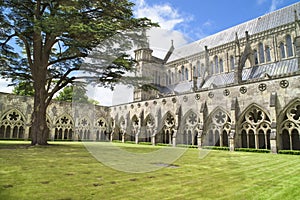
[133,0,300,42]
[0,0,299,105]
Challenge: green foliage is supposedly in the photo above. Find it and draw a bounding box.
[55,85,99,104]
[0,0,157,144]
[12,81,34,96]
[278,150,300,155]
[234,148,271,153]
[202,146,230,151]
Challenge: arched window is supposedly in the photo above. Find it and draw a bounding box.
[210,61,214,75]
[193,66,196,77]
[165,74,168,85]
[265,46,271,62]
[214,56,218,74]
[280,42,286,59]
[219,59,224,73]
[286,35,293,57]
[259,43,265,63]
[201,63,204,76]
[253,50,258,65]
[196,61,201,77]
[185,68,189,80]
[230,55,235,70]
[171,72,174,84]
[181,66,184,81]
[168,70,171,85]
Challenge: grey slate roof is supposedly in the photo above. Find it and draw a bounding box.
[167,2,300,63]
[165,58,299,94]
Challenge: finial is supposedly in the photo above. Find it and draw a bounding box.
[171,40,174,46]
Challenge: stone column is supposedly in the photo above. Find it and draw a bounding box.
[269,92,277,153]
[122,132,125,143]
[197,130,203,149]
[135,130,140,144]
[229,129,235,152]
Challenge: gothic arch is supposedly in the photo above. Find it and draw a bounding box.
[95,117,108,141]
[156,111,176,144]
[77,116,92,141]
[237,104,271,149]
[54,114,74,140]
[179,109,199,145]
[204,107,231,147]
[278,99,300,150]
[0,109,26,139]
[141,114,155,142]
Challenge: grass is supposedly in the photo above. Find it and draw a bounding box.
[1,141,300,200]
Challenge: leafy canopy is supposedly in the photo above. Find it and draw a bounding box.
[0,0,157,106]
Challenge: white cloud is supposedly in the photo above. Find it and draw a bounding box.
[0,78,13,93]
[133,0,190,30]
[269,0,284,12]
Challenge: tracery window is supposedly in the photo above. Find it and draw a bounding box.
[239,106,271,149]
[214,56,218,74]
[253,50,258,65]
[181,111,198,145]
[219,59,224,73]
[265,46,271,62]
[230,55,235,71]
[259,43,265,63]
[0,110,25,139]
[142,114,155,142]
[181,66,184,81]
[96,117,108,141]
[280,101,300,150]
[185,68,189,80]
[280,42,286,59]
[204,108,231,147]
[197,61,201,77]
[55,115,74,140]
[286,35,293,58]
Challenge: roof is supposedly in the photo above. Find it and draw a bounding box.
[167,2,300,63]
[163,58,299,94]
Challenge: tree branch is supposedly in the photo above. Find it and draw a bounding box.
[48,52,87,66]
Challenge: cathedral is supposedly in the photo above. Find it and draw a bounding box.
[1,2,300,153]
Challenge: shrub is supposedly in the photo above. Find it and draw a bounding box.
[278,150,300,155]
[202,146,230,151]
[234,148,270,153]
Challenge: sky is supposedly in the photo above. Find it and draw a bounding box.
[0,0,299,105]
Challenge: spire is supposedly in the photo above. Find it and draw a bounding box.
[163,40,175,63]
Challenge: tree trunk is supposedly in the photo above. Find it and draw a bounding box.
[30,91,49,145]
[30,73,49,145]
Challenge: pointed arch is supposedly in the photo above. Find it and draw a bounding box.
[204,107,231,147]
[179,109,199,145]
[278,98,300,150]
[237,104,271,149]
[0,109,26,139]
[54,114,74,140]
[95,117,108,141]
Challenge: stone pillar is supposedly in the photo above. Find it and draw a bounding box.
[110,132,113,142]
[135,130,139,144]
[255,133,259,149]
[197,130,203,149]
[229,130,235,152]
[24,125,30,140]
[270,128,277,153]
[122,133,125,143]
[269,92,277,153]
[172,136,176,147]
[151,135,156,146]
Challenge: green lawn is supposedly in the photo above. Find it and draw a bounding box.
[1,141,300,200]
